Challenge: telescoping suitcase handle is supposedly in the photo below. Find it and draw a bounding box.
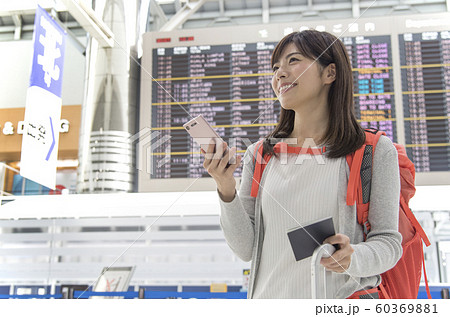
[311,244,336,299]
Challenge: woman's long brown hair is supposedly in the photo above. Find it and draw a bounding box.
[263,30,365,158]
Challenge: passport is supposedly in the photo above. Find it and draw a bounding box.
[287,217,336,261]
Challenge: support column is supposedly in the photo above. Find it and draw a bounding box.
[77,0,144,193]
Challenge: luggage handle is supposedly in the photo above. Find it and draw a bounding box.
[311,244,336,299]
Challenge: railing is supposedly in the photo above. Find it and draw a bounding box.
[73,290,247,299]
[0,290,247,299]
[0,213,248,288]
[0,294,63,299]
[0,287,448,299]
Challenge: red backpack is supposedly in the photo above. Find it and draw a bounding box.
[250,129,431,299]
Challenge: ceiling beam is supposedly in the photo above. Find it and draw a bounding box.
[352,0,361,18]
[359,0,443,7]
[212,0,230,23]
[219,0,225,16]
[175,0,183,12]
[159,0,207,31]
[262,0,269,24]
[0,0,67,17]
[60,0,114,47]
[50,8,86,55]
[12,14,22,40]
[150,0,168,30]
[150,0,168,22]
[0,21,81,34]
[173,4,352,20]
[169,0,444,22]
[304,0,319,16]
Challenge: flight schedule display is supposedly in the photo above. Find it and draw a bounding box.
[151,42,278,179]
[344,36,396,142]
[151,36,395,178]
[399,31,450,172]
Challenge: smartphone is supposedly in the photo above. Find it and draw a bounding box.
[183,115,224,152]
[183,115,233,165]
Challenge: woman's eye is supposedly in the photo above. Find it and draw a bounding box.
[289,57,299,63]
[272,66,279,72]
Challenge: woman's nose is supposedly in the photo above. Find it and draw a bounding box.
[276,67,288,80]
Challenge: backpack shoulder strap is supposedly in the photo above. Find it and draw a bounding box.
[346,129,385,207]
[250,140,272,198]
[252,140,264,167]
[346,129,385,236]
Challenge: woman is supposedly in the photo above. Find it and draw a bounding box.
[201,30,402,299]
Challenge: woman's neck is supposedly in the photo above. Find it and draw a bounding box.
[289,106,329,147]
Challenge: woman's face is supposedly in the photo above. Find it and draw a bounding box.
[271,42,327,111]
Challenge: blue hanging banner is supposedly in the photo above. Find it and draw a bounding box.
[29,5,66,97]
[20,5,67,190]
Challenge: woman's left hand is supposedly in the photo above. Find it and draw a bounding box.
[320,234,354,273]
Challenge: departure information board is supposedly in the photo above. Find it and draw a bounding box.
[399,31,450,172]
[151,35,395,178]
[151,42,278,179]
[345,36,396,142]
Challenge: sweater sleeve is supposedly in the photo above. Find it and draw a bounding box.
[345,135,403,277]
[218,143,258,262]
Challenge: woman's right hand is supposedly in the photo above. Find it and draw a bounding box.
[201,139,242,202]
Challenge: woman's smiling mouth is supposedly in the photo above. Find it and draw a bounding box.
[279,83,297,94]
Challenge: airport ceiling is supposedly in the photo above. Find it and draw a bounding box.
[0,0,447,41]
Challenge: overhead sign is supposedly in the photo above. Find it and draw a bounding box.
[20,5,66,190]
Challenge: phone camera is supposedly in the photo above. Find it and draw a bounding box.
[186,126,190,130]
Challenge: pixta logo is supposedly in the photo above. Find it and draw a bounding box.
[129,128,172,175]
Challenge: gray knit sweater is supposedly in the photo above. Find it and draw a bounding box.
[218,136,402,298]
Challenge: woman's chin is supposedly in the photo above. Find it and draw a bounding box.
[280,103,295,110]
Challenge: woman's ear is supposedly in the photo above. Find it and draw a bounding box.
[323,63,336,84]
